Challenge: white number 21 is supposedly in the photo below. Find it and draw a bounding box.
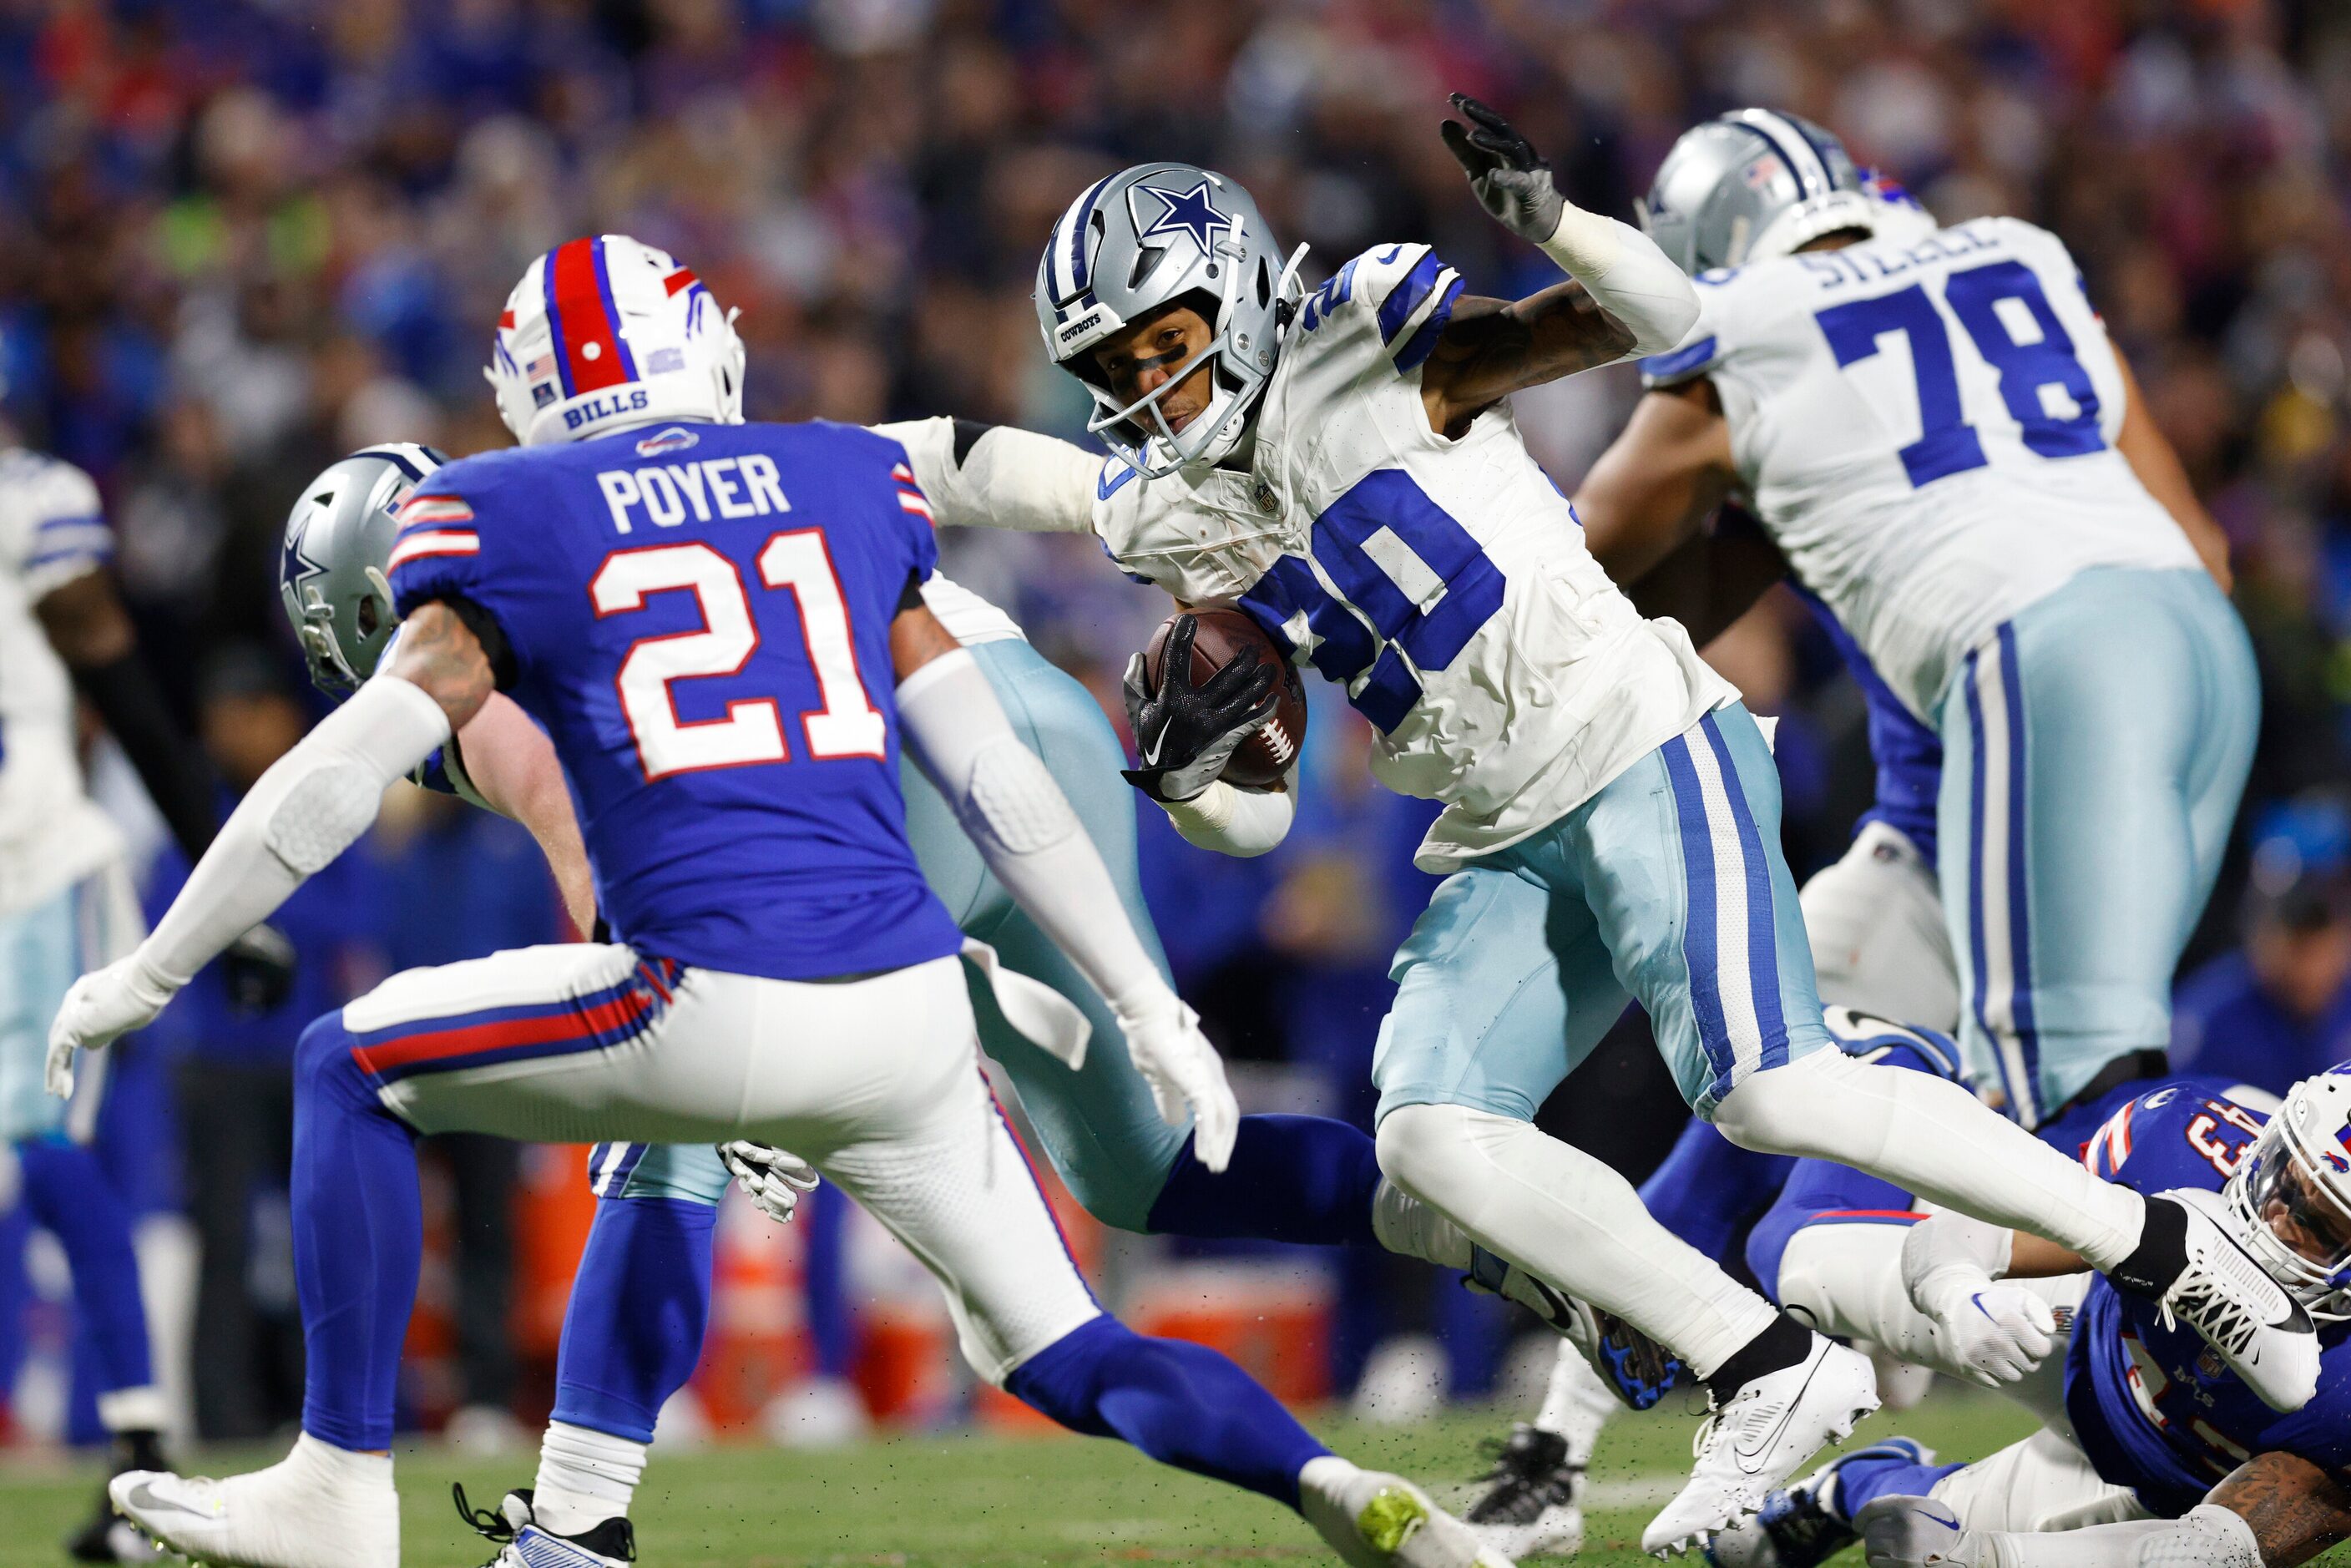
[589,532,885,781]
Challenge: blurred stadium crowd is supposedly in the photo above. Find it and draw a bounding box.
[8,0,2351,1447]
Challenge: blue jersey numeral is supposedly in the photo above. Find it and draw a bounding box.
[1813,260,2103,489]
[1241,470,1504,732]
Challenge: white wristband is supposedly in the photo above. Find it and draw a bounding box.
[1157,776,1294,858]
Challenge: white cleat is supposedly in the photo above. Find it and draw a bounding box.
[1301,1458,1515,1567]
[1641,1338,1879,1557]
[1853,1495,1980,1567]
[109,1437,398,1568]
[2153,1189,2319,1413]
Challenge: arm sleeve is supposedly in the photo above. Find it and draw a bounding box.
[73,651,224,862]
[133,675,452,989]
[873,417,1100,534]
[1154,772,1296,857]
[1533,204,1703,357]
[895,647,1167,1016]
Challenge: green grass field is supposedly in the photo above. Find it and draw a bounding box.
[0,1389,2085,1566]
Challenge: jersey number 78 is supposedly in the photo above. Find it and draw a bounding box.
[591,534,886,781]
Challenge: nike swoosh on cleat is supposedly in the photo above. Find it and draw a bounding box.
[1728,1359,1822,1474]
[123,1482,213,1520]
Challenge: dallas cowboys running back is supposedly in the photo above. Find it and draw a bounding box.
[1710,1065,2351,1568]
[986,95,2317,1549]
[271,427,1508,1568]
[82,238,1502,1568]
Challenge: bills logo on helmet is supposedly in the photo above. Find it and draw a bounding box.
[635,426,700,458]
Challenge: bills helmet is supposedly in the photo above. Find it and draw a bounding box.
[1641,109,1936,277]
[486,235,745,448]
[1034,163,1305,478]
[2227,1065,2351,1322]
[279,443,448,695]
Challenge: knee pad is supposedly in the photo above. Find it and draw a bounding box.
[1711,1049,1880,1161]
[1373,1102,1477,1205]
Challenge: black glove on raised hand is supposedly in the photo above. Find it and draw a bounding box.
[1121,615,1279,804]
[1440,93,1565,244]
[221,922,297,1014]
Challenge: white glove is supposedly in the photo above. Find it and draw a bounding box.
[1116,994,1238,1173]
[719,1141,820,1225]
[1902,1212,2055,1387]
[47,951,179,1099]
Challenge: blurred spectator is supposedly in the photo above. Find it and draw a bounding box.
[2174,793,2351,1095]
[144,651,378,1440]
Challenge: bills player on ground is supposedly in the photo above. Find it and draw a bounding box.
[274,427,1504,1565]
[3,418,298,1559]
[941,94,2309,1549]
[1706,1065,2351,1568]
[59,235,1504,1568]
[1481,109,2249,1551]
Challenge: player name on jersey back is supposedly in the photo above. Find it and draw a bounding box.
[1650,215,2198,721]
[384,420,963,984]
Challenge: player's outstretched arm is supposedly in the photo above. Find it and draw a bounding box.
[1428,94,1698,427]
[2113,353,2233,594]
[889,600,1239,1171]
[43,602,483,1092]
[447,693,597,935]
[2205,1451,2351,1567]
[872,417,1099,534]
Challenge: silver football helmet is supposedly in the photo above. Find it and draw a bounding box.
[2227,1066,2351,1322]
[1641,109,1935,277]
[278,443,447,695]
[1034,162,1306,478]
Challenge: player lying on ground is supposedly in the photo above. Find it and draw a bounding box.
[889,91,2311,1550]
[44,237,1505,1568]
[1467,104,2252,1560]
[273,422,1514,1568]
[1701,1063,2351,1568]
[1,422,299,1561]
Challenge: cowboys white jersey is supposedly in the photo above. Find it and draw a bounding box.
[0,449,127,917]
[1643,215,2198,719]
[1093,242,1737,870]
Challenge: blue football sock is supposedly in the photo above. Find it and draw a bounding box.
[1145,1114,1381,1248]
[1005,1314,1328,1510]
[1636,1116,1797,1260]
[291,1014,423,1453]
[1825,1449,1965,1518]
[802,1185,854,1381]
[17,1136,153,1400]
[550,1196,715,1444]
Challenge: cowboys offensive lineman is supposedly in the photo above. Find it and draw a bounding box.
[908,95,2314,1550]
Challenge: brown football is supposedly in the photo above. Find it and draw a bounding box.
[1142,607,1308,790]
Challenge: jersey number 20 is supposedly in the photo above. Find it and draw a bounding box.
[1814,259,2104,488]
[591,535,885,781]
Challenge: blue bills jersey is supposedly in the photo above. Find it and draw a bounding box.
[386,419,963,983]
[2063,1085,2351,1514]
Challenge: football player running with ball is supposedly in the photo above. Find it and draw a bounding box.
[937,95,2318,1550]
[47,237,1504,1568]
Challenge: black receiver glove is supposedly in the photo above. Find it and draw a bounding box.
[1439,94,1566,244]
[1120,615,1278,804]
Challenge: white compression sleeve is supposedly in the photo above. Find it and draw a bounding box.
[875,417,1099,534]
[1534,204,1701,357]
[896,649,1165,1014]
[1155,772,1295,857]
[1711,1050,2146,1270]
[138,675,451,986]
[1968,1506,2261,1568]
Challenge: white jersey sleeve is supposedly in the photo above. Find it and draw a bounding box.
[0,452,113,600]
[1643,218,2199,718]
[1098,243,1737,870]
[0,450,125,916]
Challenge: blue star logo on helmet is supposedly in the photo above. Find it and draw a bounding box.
[1135,179,1232,255]
[280,516,326,593]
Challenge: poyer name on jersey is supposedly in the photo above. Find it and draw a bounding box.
[595,453,791,534]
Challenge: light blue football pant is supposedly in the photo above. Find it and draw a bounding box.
[1373,703,1833,1125]
[596,637,1184,1232]
[1936,565,2257,1129]
[0,862,142,1143]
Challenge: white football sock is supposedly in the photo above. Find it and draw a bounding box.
[1965,1505,2259,1567]
[97,1384,169,1434]
[1375,1103,1777,1380]
[532,1420,648,1535]
[1711,1050,2146,1269]
[1534,1341,1618,1465]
